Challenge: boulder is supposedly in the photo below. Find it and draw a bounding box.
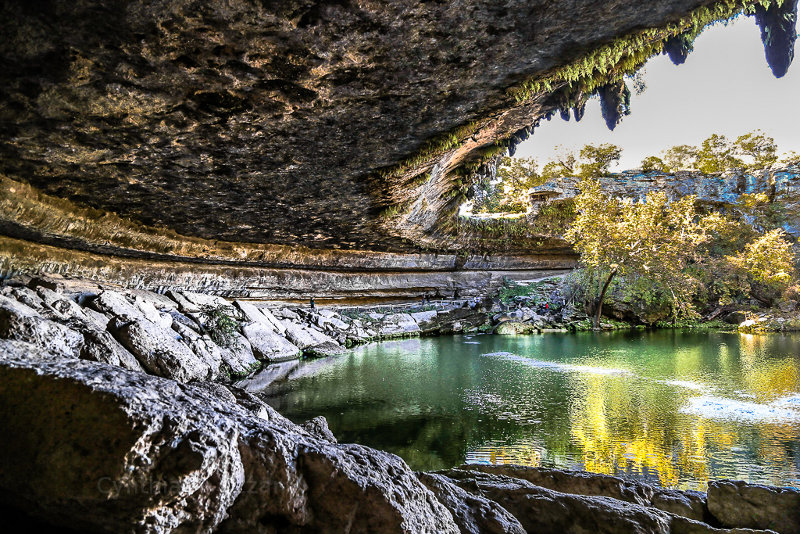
[463,464,707,523]
[236,359,301,392]
[90,290,152,324]
[113,319,211,382]
[79,327,145,372]
[169,321,224,380]
[441,469,673,534]
[218,333,261,378]
[494,321,538,335]
[281,320,344,357]
[0,295,84,359]
[234,300,286,335]
[301,416,338,443]
[378,313,421,338]
[241,322,301,362]
[708,480,800,533]
[0,344,459,534]
[125,289,178,312]
[417,472,525,534]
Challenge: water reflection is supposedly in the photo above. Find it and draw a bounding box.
[262,331,800,489]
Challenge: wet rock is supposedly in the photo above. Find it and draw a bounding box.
[442,468,674,533]
[235,359,300,392]
[417,472,525,534]
[708,480,800,533]
[652,488,708,523]
[411,310,438,330]
[218,333,260,378]
[465,464,707,523]
[241,322,301,362]
[113,319,211,382]
[0,295,84,359]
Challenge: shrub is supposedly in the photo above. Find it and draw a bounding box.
[199,304,241,348]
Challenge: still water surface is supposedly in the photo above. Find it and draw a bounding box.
[263,331,800,490]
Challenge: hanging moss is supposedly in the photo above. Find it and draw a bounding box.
[754,0,797,77]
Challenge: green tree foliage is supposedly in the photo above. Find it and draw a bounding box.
[734,130,778,170]
[199,304,241,348]
[578,144,623,178]
[565,179,706,327]
[640,155,669,173]
[662,144,699,172]
[473,157,541,214]
[695,134,743,174]
[728,229,796,298]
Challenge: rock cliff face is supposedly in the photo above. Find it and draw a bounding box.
[528,166,800,236]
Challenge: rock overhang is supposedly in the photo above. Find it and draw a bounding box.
[0,0,789,286]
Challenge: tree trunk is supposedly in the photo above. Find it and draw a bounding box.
[593,269,617,329]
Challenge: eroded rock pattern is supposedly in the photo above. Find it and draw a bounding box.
[0,0,726,255]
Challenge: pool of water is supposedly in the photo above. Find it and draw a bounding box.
[261,331,800,490]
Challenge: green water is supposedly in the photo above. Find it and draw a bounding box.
[262,331,800,490]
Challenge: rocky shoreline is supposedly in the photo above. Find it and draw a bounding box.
[2,340,800,533]
[1,275,800,533]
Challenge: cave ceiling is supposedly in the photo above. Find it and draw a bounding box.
[0,0,750,258]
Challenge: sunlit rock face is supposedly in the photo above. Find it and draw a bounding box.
[0,0,722,258]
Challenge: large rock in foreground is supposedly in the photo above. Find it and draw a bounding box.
[708,480,800,534]
[0,341,459,534]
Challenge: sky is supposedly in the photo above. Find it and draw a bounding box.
[514,15,800,171]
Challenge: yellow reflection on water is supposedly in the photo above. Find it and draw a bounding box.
[468,347,800,490]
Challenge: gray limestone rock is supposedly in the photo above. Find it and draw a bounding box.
[708,480,800,533]
[301,416,338,443]
[241,322,301,362]
[280,319,344,357]
[113,319,211,382]
[79,327,145,372]
[378,313,421,338]
[464,464,708,523]
[91,290,152,324]
[0,295,84,359]
[0,345,460,534]
[417,472,525,534]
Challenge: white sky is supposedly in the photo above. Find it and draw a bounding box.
[515,15,800,170]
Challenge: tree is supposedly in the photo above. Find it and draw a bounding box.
[578,143,622,178]
[540,147,577,181]
[734,131,778,171]
[695,134,742,174]
[496,156,543,199]
[640,155,668,173]
[565,180,706,328]
[728,229,796,302]
[662,145,698,172]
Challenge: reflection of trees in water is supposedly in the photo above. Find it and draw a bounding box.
[269,334,800,486]
[564,359,800,489]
